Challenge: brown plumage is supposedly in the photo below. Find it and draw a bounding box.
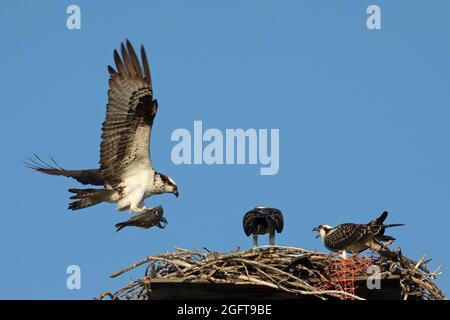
[68,188,116,210]
[26,40,178,212]
[243,206,284,246]
[25,155,103,186]
[99,41,156,188]
[313,211,405,257]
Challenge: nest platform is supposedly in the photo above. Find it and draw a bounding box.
[98,245,444,300]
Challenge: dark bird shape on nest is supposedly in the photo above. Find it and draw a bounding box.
[312,211,404,259]
[243,206,284,247]
[115,205,167,232]
[25,40,178,215]
[286,255,318,278]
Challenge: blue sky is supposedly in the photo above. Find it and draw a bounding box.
[1,0,449,299]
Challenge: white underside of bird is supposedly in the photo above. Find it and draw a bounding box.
[104,159,168,213]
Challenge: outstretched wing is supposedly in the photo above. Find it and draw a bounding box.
[99,40,157,187]
[25,155,104,186]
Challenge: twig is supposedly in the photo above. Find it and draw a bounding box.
[100,246,444,300]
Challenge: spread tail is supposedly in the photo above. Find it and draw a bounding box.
[68,188,115,210]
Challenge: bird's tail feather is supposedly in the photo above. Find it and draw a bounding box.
[68,188,114,210]
[114,222,127,232]
[379,235,397,241]
[370,211,388,225]
[383,223,405,228]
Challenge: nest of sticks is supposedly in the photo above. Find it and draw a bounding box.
[98,245,444,300]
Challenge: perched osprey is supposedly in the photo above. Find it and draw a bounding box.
[243,206,284,247]
[26,40,178,214]
[115,205,167,232]
[312,211,404,259]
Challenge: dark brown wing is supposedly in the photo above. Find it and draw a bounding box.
[99,40,157,187]
[324,223,376,251]
[243,210,257,236]
[265,208,284,233]
[369,211,388,225]
[25,155,104,185]
[243,207,284,236]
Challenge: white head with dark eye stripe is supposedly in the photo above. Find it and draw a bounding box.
[312,224,334,239]
[154,173,179,197]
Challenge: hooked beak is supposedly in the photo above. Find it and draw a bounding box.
[174,190,179,198]
[312,227,320,238]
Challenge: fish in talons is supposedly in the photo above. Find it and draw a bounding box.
[115,205,167,232]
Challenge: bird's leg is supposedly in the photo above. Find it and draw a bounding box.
[269,232,275,246]
[253,235,258,247]
[130,200,156,215]
[129,205,145,214]
[139,200,148,211]
[142,207,157,215]
[383,239,394,247]
[369,241,382,252]
[340,250,348,259]
[268,233,276,254]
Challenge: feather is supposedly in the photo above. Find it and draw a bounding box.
[126,39,143,78]
[108,65,118,75]
[99,41,155,187]
[141,45,152,87]
[243,207,284,236]
[113,49,127,76]
[25,154,103,185]
[121,43,135,77]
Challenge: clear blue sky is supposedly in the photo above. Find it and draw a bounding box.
[1,0,449,299]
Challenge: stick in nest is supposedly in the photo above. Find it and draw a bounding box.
[99,246,444,300]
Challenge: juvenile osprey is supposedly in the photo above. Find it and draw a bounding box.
[115,206,167,232]
[243,206,284,247]
[26,40,178,214]
[312,211,404,259]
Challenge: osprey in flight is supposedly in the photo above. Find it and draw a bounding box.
[313,211,404,259]
[243,206,284,247]
[27,40,178,214]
